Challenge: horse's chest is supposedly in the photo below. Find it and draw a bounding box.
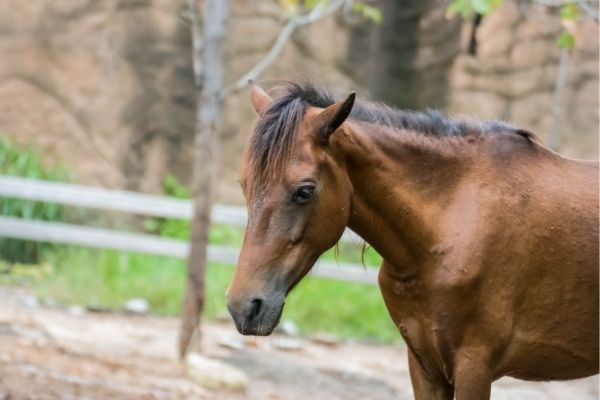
[378,263,422,317]
[378,263,462,376]
[378,265,431,351]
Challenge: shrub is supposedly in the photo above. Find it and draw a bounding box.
[0,136,69,263]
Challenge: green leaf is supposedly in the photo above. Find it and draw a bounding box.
[447,0,503,19]
[361,4,382,24]
[471,0,492,14]
[303,0,324,10]
[280,0,300,17]
[0,136,69,264]
[143,218,160,233]
[447,0,474,19]
[559,3,579,21]
[352,2,382,24]
[280,0,299,9]
[557,31,575,50]
[162,174,191,199]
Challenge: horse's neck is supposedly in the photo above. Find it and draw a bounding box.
[336,121,469,270]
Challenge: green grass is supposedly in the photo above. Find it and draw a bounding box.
[0,136,69,263]
[2,222,395,342]
[12,242,398,343]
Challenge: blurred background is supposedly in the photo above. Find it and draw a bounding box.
[0,0,597,200]
[0,0,598,399]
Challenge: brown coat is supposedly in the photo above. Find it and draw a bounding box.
[227,81,599,399]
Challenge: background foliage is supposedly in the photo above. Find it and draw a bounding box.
[0,137,69,263]
[447,0,585,49]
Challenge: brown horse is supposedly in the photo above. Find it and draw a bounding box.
[226,80,599,399]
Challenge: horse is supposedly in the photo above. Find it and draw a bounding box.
[226,80,599,399]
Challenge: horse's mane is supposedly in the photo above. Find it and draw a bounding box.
[245,80,532,196]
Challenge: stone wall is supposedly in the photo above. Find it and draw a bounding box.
[449,1,599,159]
[0,0,195,192]
[0,0,357,202]
[0,0,597,204]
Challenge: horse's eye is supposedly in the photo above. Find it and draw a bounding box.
[292,185,315,205]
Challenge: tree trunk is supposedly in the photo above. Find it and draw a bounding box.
[179,0,229,358]
[548,48,569,151]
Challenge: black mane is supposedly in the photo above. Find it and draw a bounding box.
[246,80,530,194]
[271,80,519,135]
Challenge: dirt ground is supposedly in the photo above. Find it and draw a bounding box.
[0,287,597,400]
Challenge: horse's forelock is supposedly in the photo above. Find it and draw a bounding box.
[245,92,309,198]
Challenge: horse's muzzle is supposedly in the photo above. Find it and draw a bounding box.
[227,294,284,336]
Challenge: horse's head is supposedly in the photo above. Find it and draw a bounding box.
[227,82,356,335]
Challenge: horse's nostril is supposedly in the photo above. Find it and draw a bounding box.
[248,298,264,322]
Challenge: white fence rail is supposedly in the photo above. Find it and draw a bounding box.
[0,176,361,242]
[0,176,376,284]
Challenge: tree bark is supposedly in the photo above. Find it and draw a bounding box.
[179,0,229,358]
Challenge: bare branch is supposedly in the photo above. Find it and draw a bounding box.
[221,0,348,98]
[577,0,600,21]
[187,0,203,87]
[531,0,599,22]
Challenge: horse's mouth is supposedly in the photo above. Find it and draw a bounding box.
[239,302,285,336]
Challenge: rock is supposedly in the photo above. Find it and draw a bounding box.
[67,305,86,317]
[124,298,150,315]
[477,29,513,58]
[86,305,111,313]
[185,352,248,391]
[477,0,522,39]
[0,321,14,336]
[18,295,38,308]
[516,17,562,40]
[577,20,600,55]
[449,90,508,120]
[242,337,260,348]
[214,312,232,323]
[309,332,339,347]
[43,297,56,307]
[217,335,245,350]
[276,319,299,336]
[510,39,558,69]
[273,337,304,352]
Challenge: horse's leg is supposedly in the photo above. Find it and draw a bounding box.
[408,348,454,400]
[453,349,492,400]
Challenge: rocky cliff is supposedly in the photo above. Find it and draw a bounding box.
[0,0,597,203]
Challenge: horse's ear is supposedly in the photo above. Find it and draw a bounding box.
[249,80,272,115]
[313,92,356,145]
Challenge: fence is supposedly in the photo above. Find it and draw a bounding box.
[0,176,378,284]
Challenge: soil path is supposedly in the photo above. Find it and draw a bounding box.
[0,287,597,399]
